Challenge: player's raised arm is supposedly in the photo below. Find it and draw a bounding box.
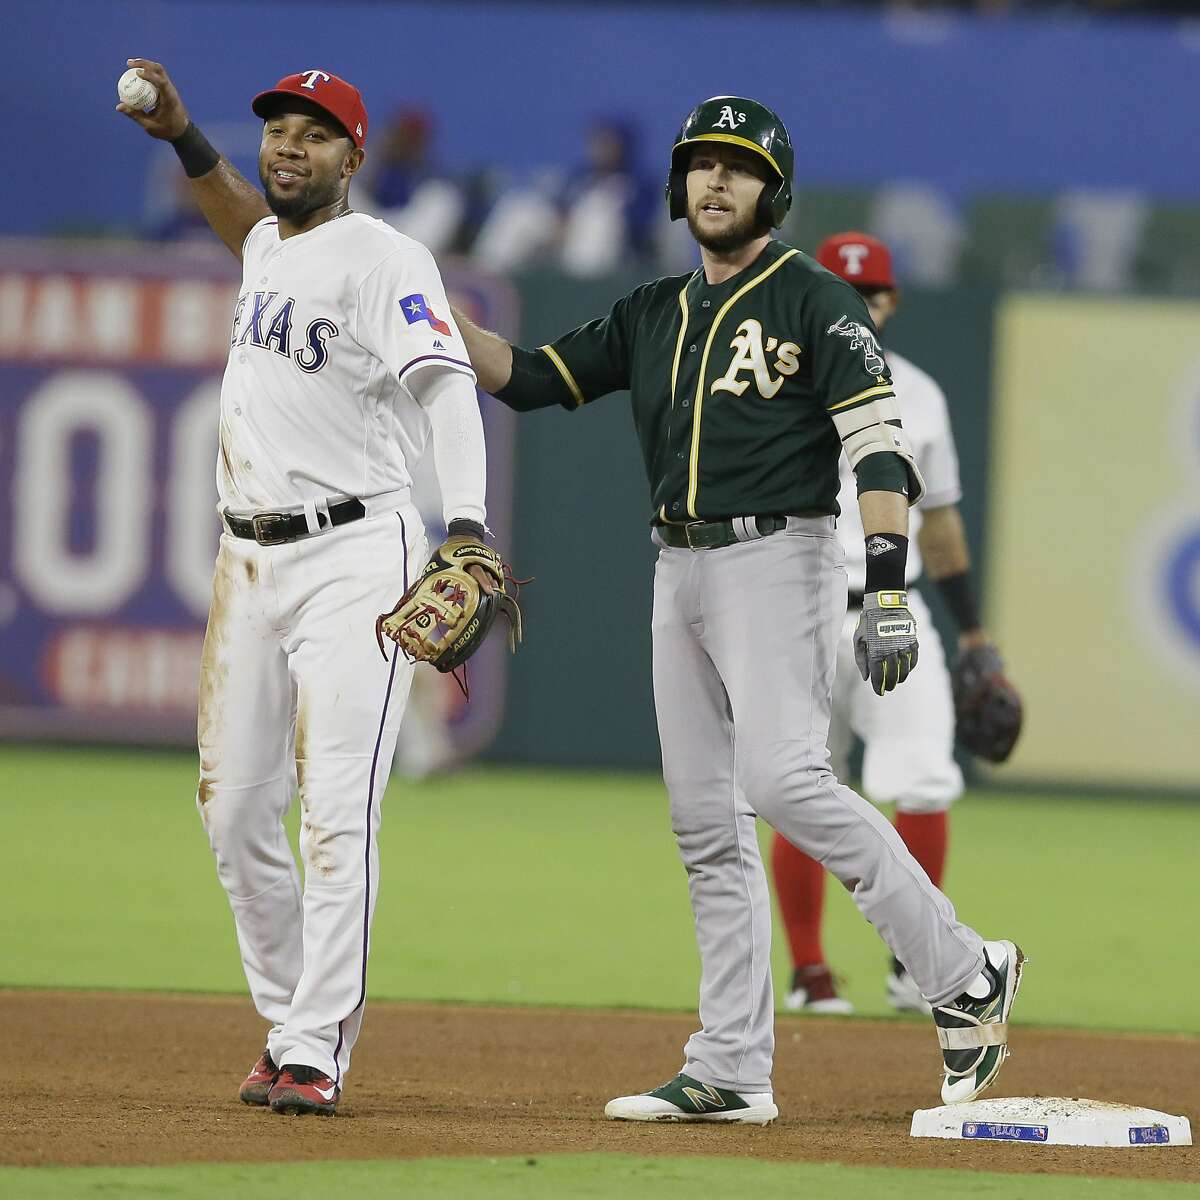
[116,58,269,260]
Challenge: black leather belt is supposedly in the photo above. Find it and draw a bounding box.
[224,497,366,546]
[848,590,864,610]
[658,514,789,551]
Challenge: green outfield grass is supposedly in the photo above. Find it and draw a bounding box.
[0,1155,1193,1200]
[1,746,1198,1034]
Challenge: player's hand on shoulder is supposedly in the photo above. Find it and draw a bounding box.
[116,58,190,141]
[853,590,919,696]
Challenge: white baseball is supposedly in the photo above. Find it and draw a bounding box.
[118,68,159,113]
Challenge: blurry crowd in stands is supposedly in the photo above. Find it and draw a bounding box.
[147,109,669,276]
[143,106,1200,294]
[794,0,1199,11]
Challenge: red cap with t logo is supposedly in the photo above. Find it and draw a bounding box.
[815,232,895,290]
[252,70,368,147]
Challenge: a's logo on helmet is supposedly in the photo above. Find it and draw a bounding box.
[714,105,747,131]
[838,243,871,276]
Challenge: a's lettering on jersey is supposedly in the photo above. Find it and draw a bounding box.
[710,318,801,399]
[231,290,339,372]
[826,315,887,377]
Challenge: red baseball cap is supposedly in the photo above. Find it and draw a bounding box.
[252,70,368,147]
[815,232,896,290]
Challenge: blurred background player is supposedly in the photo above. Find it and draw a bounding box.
[772,231,1009,1016]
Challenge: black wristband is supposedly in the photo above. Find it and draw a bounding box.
[864,533,908,593]
[447,518,487,541]
[171,121,220,179]
[935,570,981,633]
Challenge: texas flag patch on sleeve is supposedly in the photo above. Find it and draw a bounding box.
[400,293,452,335]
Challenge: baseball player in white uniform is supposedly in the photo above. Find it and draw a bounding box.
[118,61,491,1115]
[773,232,996,1016]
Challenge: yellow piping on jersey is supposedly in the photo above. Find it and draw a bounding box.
[540,344,585,408]
[668,280,692,405]
[685,248,800,518]
[828,382,896,412]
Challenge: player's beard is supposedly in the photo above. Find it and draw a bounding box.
[259,165,344,222]
[687,202,768,253]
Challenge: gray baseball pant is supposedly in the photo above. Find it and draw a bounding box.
[651,516,985,1093]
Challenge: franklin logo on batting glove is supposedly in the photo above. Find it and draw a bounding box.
[854,589,920,695]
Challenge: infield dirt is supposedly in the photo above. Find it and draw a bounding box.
[3,990,1196,1182]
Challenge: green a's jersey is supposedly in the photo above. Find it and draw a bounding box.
[534,239,896,523]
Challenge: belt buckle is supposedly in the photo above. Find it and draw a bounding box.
[251,512,292,546]
[684,520,709,551]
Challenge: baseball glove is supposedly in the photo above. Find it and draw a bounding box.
[375,525,523,690]
[951,643,1023,763]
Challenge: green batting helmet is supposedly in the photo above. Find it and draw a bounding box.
[666,96,794,229]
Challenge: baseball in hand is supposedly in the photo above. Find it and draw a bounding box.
[117,68,158,113]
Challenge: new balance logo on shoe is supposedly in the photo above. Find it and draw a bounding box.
[681,1082,727,1112]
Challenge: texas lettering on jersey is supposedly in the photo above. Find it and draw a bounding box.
[231,290,340,373]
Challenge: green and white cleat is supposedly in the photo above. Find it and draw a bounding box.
[933,939,1025,1105]
[604,1073,778,1124]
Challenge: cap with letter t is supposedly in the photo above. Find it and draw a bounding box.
[815,231,895,290]
[252,70,368,147]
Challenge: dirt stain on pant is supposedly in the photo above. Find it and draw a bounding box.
[295,694,335,880]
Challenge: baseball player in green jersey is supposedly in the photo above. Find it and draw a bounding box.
[452,97,1024,1122]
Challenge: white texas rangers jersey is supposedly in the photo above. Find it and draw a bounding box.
[218,213,475,513]
[838,349,962,592]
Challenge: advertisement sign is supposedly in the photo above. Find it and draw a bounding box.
[988,294,1200,790]
[0,240,517,755]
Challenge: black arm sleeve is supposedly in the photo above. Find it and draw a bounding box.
[854,451,910,496]
[495,288,640,414]
[495,346,571,412]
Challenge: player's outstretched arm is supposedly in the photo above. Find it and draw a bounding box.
[450,306,514,395]
[116,58,269,260]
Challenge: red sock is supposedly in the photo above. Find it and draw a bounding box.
[771,832,826,969]
[895,810,949,889]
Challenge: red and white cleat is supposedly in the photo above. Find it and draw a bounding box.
[268,1064,341,1116]
[238,1050,279,1106]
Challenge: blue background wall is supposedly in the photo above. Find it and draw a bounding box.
[7,0,1198,236]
